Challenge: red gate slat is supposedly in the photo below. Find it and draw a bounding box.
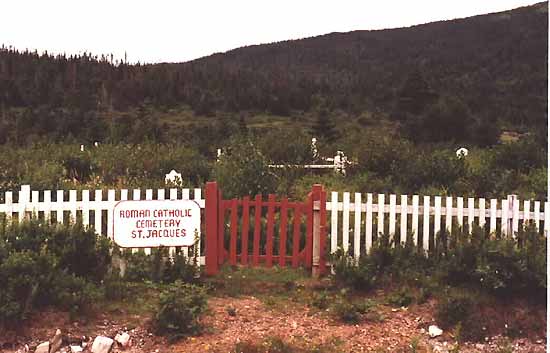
[265,194,276,267]
[218,195,226,265]
[279,198,288,267]
[291,205,302,268]
[305,192,313,268]
[229,199,238,266]
[241,196,250,265]
[252,194,262,266]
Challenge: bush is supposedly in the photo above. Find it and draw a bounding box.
[214,136,276,198]
[331,248,377,291]
[0,218,112,327]
[153,281,208,339]
[435,291,474,329]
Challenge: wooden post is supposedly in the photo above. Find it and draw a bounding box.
[311,184,326,278]
[205,182,219,276]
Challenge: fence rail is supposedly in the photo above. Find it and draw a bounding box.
[323,192,549,259]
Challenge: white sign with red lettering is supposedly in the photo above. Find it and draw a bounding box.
[113,200,200,248]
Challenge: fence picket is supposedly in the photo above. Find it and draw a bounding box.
[342,192,350,253]
[468,198,475,233]
[423,196,430,253]
[241,196,250,265]
[94,190,103,235]
[57,190,64,224]
[354,193,361,260]
[43,190,51,222]
[252,195,262,266]
[412,195,419,246]
[266,194,276,267]
[445,196,452,234]
[279,198,288,267]
[82,190,90,227]
[434,196,441,238]
[230,199,238,266]
[523,201,531,225]
[331,191,338,253]
[512,198,519,236]
[389,194,396,239]
[400,195,407,244]
[19,186,30,221]
[377,194,385,237]
[365,193,373,254]
[534,201,540,231]
[292,205,302,268]
[170,188,177,200]
[545,202,550,234]
[501,199,509,237]
[193,188,202,258]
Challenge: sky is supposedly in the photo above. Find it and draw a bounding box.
[0,0,543,64]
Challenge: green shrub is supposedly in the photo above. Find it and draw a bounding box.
[311,291,330,310]
[387,287,414,307]
[213,136,276,198]
[104,269,128,301]
[333,299,362,324]
[0,218,112,327]
[331,248,377,291]
[162,250,199,284]
[52,273,102,318]
[153,281,208,339]
[123,247,199,284]
[435,291,474,329]
[332,296,376,324]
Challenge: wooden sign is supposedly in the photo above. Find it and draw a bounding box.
[113,199,200,248]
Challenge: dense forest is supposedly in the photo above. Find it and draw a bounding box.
[0,2,547,146]
[0,3,546,200]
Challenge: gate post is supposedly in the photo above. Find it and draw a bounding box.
[205,182,219,275]
[311,184,327,278]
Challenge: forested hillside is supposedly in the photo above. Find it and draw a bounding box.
[0,2,547,146]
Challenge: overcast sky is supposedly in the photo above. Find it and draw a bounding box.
[1,0,543,64]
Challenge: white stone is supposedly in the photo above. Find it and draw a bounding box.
[91,336,114,353]
[429,325,443,338]
[115,332,131,347]
[70,346,83,353]
[50,329,63,353]
[35,342,49,353]
[165,169,182,186]
[456,147,468,158]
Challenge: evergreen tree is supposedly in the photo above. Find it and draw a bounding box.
[311,107,339,144]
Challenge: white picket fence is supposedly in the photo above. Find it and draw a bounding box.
[0,185,206,263]
[1,185,548,265]
[327,192,550,259]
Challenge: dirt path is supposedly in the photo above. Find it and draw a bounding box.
[2,295,545,353]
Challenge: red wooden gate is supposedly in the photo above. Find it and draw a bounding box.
[205,182,327,276]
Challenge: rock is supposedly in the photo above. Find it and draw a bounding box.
[91,336,114,353]
[114,332,131,348]
[428,325,443,338]
[50,329,63,353]
[35,342,49,353]
[70,346,83,353]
